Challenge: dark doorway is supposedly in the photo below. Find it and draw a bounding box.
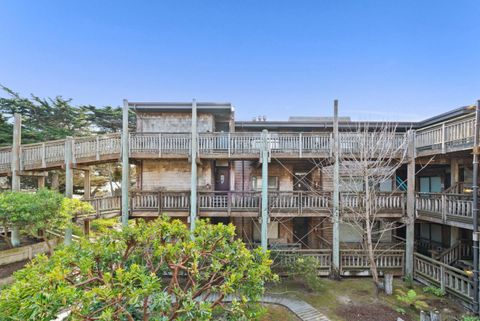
[215,167,230,191]
[293,217,309,247]
[210,217,230,225]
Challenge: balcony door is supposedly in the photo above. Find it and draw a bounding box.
[215,167,230,191]
[293,217,309,247]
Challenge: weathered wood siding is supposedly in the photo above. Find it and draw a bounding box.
[136,112,214,133]
[140,160,212,190]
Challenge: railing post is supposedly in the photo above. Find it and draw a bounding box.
[441,122,446,154]
[227,191,232,215]
[158,133,162,157]
[41,142,46,168]
[158,191,162,215]
[96,135,100,160]
[227,132,231,157]
[299,132,303,158]
[440,265,446,291]
[441,194,447,223]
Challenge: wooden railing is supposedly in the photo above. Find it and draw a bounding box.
[83,190,410,218]
[414,252,474,302]
[340,249,405,271]
[416,192,473,225]
[415,114,475,154]
[269,191,330,213]
[340,192,405,213]
[271,249,332,270]
[435,240,472,265]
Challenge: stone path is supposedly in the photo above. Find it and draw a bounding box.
[260,295,330,321]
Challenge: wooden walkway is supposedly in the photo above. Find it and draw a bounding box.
[260,295,330,321]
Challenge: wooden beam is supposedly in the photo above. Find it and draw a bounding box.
[332,100,340,275]
[10,113,21,247]
[121,99,130,227]
[64,136,74,245]
[84,169,91,199]
[190,99,198,232]
[405,130,416,277]
[18,171,48,177]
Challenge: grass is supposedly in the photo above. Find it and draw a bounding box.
[267,277,466,321]
[261,304,300,321]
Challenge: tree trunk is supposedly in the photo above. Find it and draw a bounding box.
[364,176,380,288]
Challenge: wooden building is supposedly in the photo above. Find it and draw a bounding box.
[0,100,478,308]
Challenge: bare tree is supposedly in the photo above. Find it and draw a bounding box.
[332,123,408,287]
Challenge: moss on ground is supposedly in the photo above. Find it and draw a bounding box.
[267,277,466,321]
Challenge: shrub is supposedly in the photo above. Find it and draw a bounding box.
[286,255,323,291]
[0,218,277,320]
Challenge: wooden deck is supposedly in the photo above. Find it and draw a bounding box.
[82,191,407,219]
[416,192,474,229]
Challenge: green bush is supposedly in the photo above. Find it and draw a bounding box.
[462,316,480,321]
[286,255,323,291]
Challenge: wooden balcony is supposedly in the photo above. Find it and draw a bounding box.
[415,114,476,157]
[83,190,407,220]
[0,131,408,175]
[415,192,474,229]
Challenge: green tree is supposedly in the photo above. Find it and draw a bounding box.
[0,218,276,321]
[0,189,93,251]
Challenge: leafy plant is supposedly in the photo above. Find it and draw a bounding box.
[462,315,480,321]
[285,255,323,291]
[395,289,429,311]
[0,218,277,320]
[423,285,446,297]
[395,307,407,315]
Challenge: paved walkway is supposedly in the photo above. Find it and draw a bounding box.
[261,295,330,321]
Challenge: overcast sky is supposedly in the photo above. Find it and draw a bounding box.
[1,1,479,121]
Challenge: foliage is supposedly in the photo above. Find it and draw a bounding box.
[395,307,406,315]
[423,285,446,297]
[462,315,480,321]
[0,189,93,249]
[90,218,118,234]
[395,289,429,311]
[0,218,276,321]
[285,255,323,291]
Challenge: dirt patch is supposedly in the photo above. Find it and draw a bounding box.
[0,236,42,251]
[0,259,29,279]
[337,303,412,321]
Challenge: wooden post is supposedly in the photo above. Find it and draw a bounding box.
[51,172,59,190]
[83,169,91,199]
[384,273,393,295]
[10,113,21,247]
[121,99,130,227]
[64,136,74,245]
[332,100,340,275]
[420,310,430,321]
[405,129,416,277]
[83,220,90,236]
[450,158,459,192]
[430,310,442,321]
[37,176,45,188]
[261,129,269,251]
[190,99,198,233]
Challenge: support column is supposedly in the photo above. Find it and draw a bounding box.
[261,129,269,251]
[10,113,21,247]
[190,99,198,232]
[405,130,416,277]
[37,176,45,188]
[64,136,74,245]
[51,172,59,190]
[472,100,480,314]
[450,158,459,192]
[83,169,91,199]
[121,99,130,227]
[332,100,340,274]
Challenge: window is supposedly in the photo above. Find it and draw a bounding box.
[340,177,364,192]
[252,176,279,190]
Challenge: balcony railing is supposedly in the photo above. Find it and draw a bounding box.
[416,192,473,226]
